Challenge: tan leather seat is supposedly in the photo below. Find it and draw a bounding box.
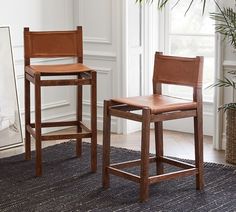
[112,94,197,114]
[26,63,91,75]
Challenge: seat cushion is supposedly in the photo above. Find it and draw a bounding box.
[112,94,197,114]
[26,63,92,75]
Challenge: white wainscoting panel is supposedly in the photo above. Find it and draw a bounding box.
[75,0,112,44]
[74,0,123,132]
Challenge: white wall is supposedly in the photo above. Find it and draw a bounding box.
[0,0,124,139]
[0,0,76,136]
[73,0,124,132]
[0,0,234,146]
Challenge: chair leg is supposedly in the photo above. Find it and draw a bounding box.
[102,100,111,189]
[25,74,31,160]
[154,122,164,175]
[140,108,151,202]
[194,112,204,190]
[35,74,42,177]
[91,71,97,172]
[76,77,82,158]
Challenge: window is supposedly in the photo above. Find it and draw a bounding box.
[160,0,215,102]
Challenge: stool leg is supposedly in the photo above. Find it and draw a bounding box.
[76,78,82,157]
[154,122,164,174]
[35,74,42,176]
[91,71,97,172]
[194,111,204,190]
[102,100,111,189]
[25,74,31,160]
[140,108,151,202]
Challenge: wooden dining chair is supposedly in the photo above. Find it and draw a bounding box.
[102,52,204,202]
[24,26,97,176]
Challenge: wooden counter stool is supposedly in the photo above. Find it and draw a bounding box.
[24,26,97,176]
[102,52,204,202]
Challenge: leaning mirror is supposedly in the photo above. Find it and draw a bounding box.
[0,26,23,150]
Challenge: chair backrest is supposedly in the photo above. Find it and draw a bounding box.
[24,26,83,64]
[153,52,204,91]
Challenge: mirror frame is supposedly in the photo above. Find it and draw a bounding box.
[0,26,23,150]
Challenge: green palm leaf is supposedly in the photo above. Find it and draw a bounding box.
[208,77,236,90]
[210,1,236,49]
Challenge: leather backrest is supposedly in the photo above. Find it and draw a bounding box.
[153,52,203,88]
[24,26,83,62]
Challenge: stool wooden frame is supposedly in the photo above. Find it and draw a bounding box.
[102,52,204,202]
[24,26,97,176]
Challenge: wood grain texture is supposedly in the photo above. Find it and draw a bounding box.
[34,73,42,176]
[90,71,97,172]
[140,108,151,202]
[102,100,111,189]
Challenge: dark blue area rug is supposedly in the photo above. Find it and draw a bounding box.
[0,141,236,211]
